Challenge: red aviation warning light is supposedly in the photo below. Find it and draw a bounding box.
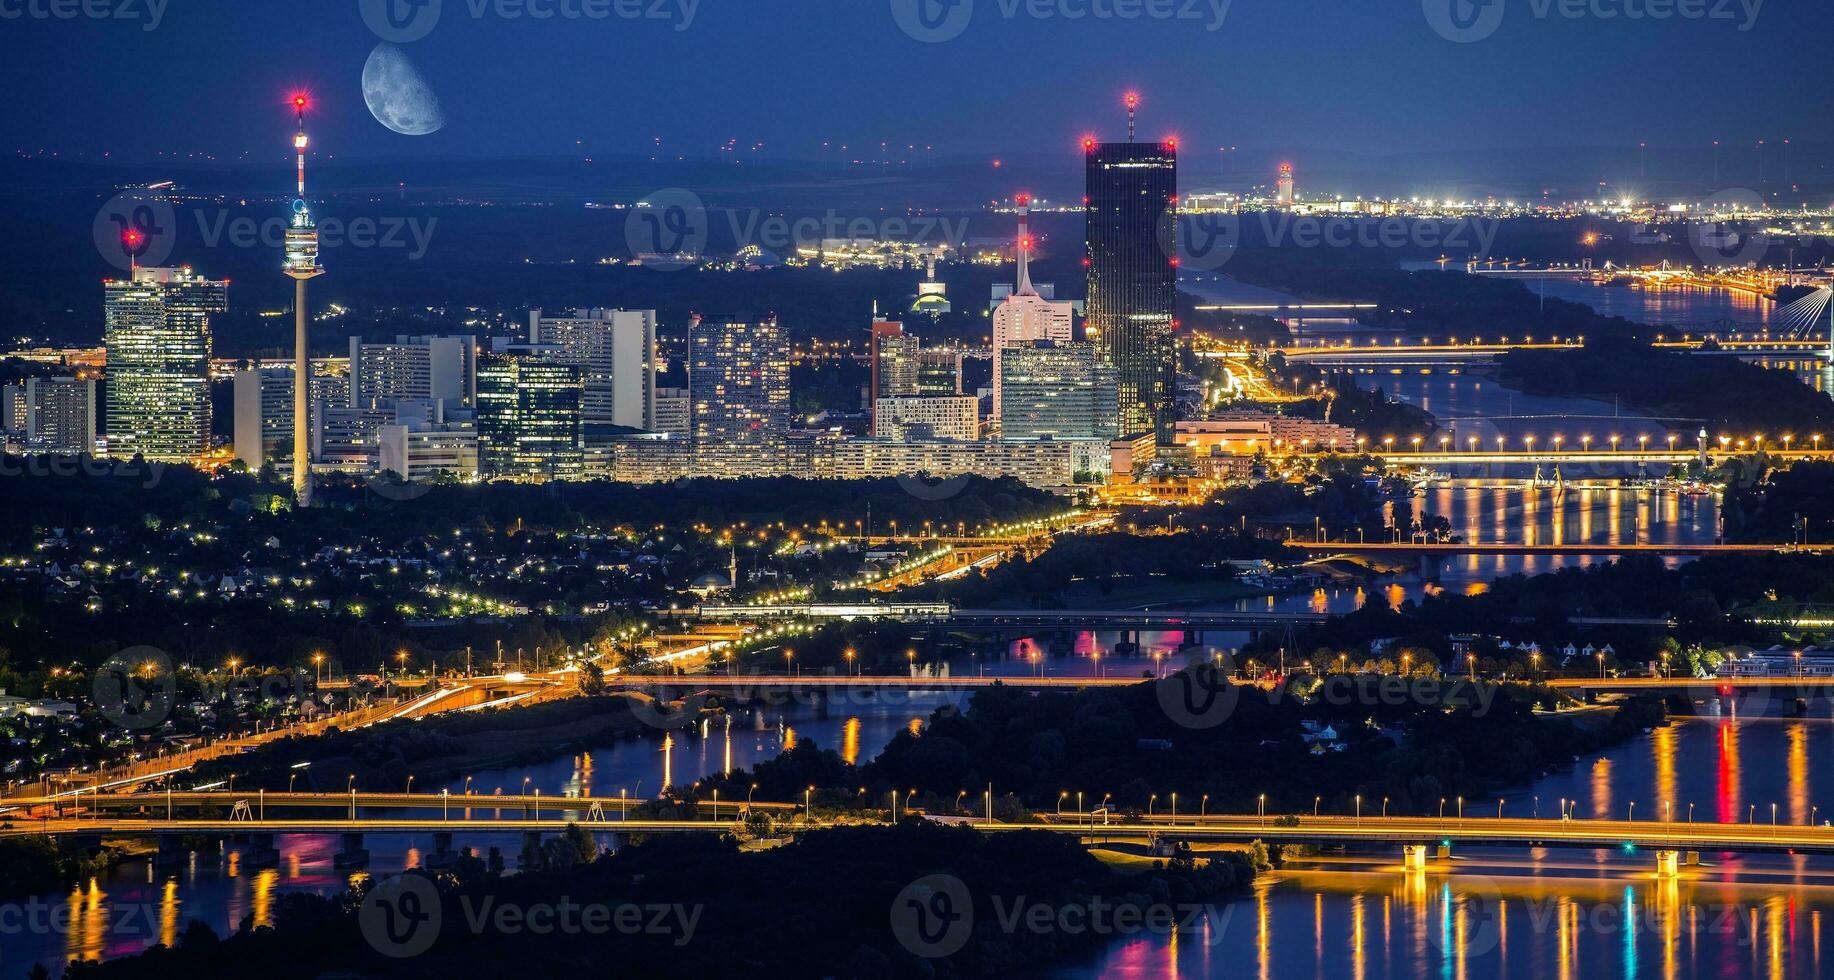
[121,229,143,249]
[1124,91,1141,111]
[1015,192,1031,207]
[1163,136,1179,152]
[1019,236,1035,251]
[1081,136,1097,153]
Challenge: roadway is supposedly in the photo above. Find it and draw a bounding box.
[6,811,1832,857]
[1,791,796,815]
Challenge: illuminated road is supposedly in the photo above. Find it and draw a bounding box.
[1,791,795,817]
[7,809,1833,857]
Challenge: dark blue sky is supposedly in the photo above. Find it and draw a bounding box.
[5,0,1826,170]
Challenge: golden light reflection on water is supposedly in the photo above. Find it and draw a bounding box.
[1350,892,1366,980]
[249,868,275,929]
[1244,867,1834,980]
[840,717,862,764]
[1590,755,1614,820]
[1651,724,1677,816]
[1789,725,1810,826]
[158,878,178,951]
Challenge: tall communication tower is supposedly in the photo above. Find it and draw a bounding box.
[282,93,324,506]
[1124,91,1140,141]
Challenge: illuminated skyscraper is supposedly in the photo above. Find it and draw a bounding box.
[103,266,226,461]
[477,351,582,479]
[1085,136,1177,443]
[992,193,1073,425]
[528,308,659,429]
[689,314,790,475]
[999,340,1119,442]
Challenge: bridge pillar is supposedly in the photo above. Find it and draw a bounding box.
[1655,850,1681,878]
[603,832,624,855]
[1436,843,1453,861]
[518,830,545,868]
[426,830,458,869]
[1181,629,1199,649]
[334,832,369,869]
[1402,844,1429,871]
[245,833,280,869]
[153,836,189,872]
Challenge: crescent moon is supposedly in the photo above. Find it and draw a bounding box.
[362,43,445,136]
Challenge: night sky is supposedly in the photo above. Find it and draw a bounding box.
[4,0,1827,169]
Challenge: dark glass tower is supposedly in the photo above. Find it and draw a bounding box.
[1085,140,1177,444]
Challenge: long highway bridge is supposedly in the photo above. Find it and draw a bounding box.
[5,807,1831,875]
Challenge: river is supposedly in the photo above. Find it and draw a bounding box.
[11,712,1833,979]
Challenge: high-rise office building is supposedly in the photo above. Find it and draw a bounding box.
[477,351,582,479]
[999,341,1120,441]
[992,194,1074,425]
[872,325,961,401]
[1085,139,1177,443]
[377,399,479,482]
[348,335,476,410]
[233,367,349,471]
[1276,163,1296,207]
[103,266,226,461]
[652,386,691,436]
[689,315,790,475]
[873,395,979,441]
[2,377,97,454]
[528,308,658,429]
